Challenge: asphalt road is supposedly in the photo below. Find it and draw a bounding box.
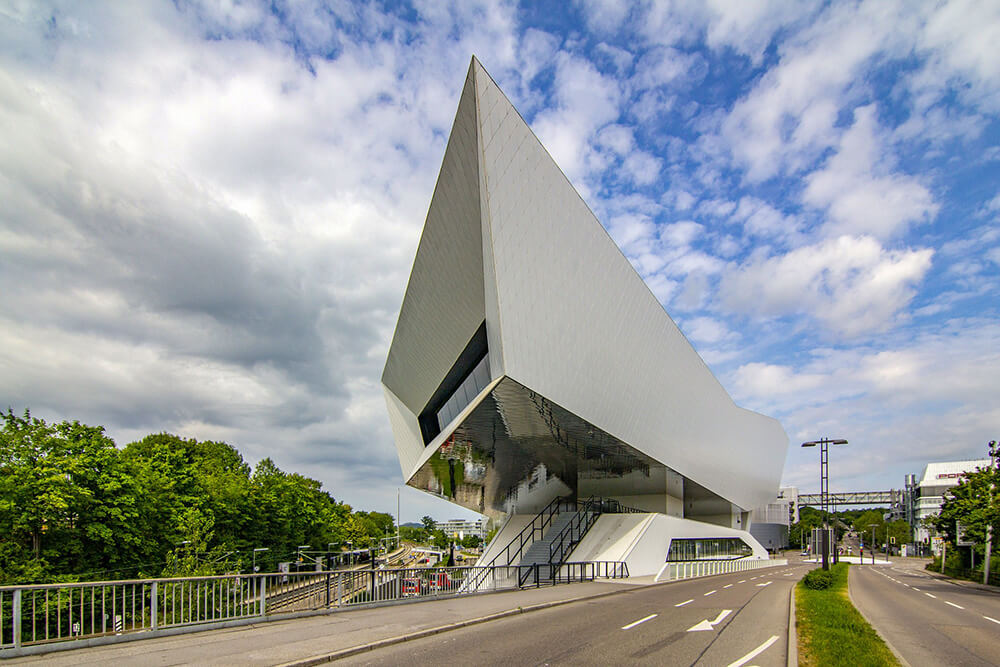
[851,559,1000,666]
[340,562,811,666]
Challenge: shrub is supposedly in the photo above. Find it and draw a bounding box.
[802,567,834,590]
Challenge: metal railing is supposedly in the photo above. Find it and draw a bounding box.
[0,560,630,657]
[465,496,573,593]
[655,557,788,582]
[547,497,601,565]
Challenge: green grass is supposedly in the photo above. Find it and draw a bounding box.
[796,563,899,666]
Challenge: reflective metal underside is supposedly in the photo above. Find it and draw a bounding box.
[407,376,678,519]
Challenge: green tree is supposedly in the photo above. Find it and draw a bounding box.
[421,515,436,533]
[0,410,142,583]
[431,529,449,550]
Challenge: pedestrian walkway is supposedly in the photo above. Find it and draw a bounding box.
[10,580,638,666]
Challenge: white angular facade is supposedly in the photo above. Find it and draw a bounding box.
[382,58,788,569]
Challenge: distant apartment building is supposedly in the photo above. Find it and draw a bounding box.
[437,518,485,541]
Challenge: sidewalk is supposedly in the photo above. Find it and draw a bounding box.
[10,580,640,666]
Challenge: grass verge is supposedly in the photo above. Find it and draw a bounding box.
[796,563,899,666]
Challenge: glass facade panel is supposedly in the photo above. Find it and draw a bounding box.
[666,537,752,561]
[436,354,491,430]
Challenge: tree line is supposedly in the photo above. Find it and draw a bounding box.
[0,409,395,585]
[788,506,911,552]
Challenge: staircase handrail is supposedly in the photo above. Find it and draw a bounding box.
[465,495,571,592]
[547,496,602,567]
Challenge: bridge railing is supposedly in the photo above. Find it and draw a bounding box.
[0,561,630,658]
[654,557,788,583]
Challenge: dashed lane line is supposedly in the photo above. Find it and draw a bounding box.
[945,601,964,609]
[675,599,693,607]
[621,614,658,630]
[726,635,780,667]
[723,584,733,588]
[925,593,937,599]
[737,580,746,584]
[704,590,717,596]
[985,616,1000,625]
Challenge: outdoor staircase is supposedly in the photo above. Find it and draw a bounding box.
[519,512,578,567]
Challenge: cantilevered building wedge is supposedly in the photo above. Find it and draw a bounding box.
[382,57,789,576]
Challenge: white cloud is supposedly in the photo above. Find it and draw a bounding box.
[803,106,938,239]
[719,236,934,337]
[731,196,801,242]
[532,52,623,187]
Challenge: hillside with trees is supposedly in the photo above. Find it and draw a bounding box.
[0,409,394,585]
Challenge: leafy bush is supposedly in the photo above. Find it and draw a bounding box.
[803,567,835,590]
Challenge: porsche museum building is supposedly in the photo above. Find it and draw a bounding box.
[382,58,789,576]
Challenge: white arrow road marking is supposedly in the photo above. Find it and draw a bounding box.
[621,613,657,630]
[727,635,780,667]
[675,599,693,607]
[945,601,964,609]
[756,581,772,587]
[687,609,732,632]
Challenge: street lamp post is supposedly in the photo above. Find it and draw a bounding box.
[802,438,848,570]
[253,547,268,573]
[869,524,878,564]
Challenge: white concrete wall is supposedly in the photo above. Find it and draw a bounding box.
[475,513,535,567]
[568,513,769,577]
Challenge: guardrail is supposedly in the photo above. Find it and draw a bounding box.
[0,561,630,658]
[655,557,788,582]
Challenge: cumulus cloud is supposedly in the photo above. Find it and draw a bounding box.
[803,106,938,239]
[719,236,934,337]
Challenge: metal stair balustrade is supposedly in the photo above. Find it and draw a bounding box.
[545,497,602,584]
[463,495,573,593]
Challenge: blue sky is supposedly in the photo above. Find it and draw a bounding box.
[2,1,998,522]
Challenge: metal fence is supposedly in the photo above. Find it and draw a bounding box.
[0,561,629,657]
[655,557,788,582]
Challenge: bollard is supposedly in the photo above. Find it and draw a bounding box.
[13,589,21,649]
[151,582,158,631]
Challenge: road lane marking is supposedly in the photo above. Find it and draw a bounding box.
[925,593,937,599]
[723,584,733,588]
[737,580,746,583]
[675,599,693,607]
[727,635,780,667]
[756,581,772,587]
[985,616,1000,625]
[945,601,964,609]
[622,614,658,630]
[704,590,717,596]
[912,587,921,591]
[688,609,733,632]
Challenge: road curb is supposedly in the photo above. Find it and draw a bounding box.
[274,585,648,666]
[787,581,797,667]
[847,566,911,667]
